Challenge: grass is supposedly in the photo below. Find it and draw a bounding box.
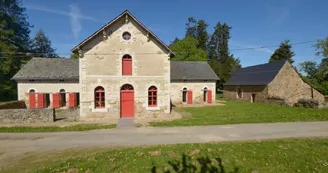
[0,124,116,133]
[11,138,327,173]
[151,100,328,127]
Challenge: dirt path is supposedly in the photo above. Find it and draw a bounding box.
[1,121,328,170]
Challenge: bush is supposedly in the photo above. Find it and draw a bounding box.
[294,99,320,108]
[151,153,239,173]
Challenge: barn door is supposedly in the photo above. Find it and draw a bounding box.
[187,90,193,104]
[120,84,134,118]
[207,90,212,103]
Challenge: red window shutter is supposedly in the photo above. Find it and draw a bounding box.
[207,90,212,103]
[187,90,193,104]
[69,93,76,107]
[53,93,60,108]
[29,93,36,109]
[122,59,132,75]
[37,93,44,108]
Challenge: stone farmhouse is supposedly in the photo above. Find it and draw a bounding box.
[12,10,219,119]
[223,60,325,105]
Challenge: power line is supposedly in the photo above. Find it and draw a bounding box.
[230,40,317,51]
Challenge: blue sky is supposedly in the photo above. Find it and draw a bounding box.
[22,0,328,68]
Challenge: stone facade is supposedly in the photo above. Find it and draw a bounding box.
[223,85,268,103]
[0,109,55,123]
[79,15,170,118]
[268,62,325,105]
[170,81,216,105]
[223,62,325,105]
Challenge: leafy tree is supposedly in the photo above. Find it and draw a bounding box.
[269,40,295,64]
[169,37,180,47]
[300,61,318,78]
[31,29,58,58]
[169,36,207,61]
[70,53,79,59]
[207,22,232,63]
[0,0,32,100]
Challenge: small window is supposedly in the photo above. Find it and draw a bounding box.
[237,88,242,98]
[122,54,132,76]
[95,86,105,108]
[29,89,35,93]
[122,32,131,40]
[148,86,157,107]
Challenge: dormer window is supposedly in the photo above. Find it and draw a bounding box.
[122,32,131,40]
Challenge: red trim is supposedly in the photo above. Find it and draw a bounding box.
[148,87,157,107]
[29,93,36,109]
[53,93,60,108]
[207,90,212,103]
[122,55,132,76]
[95,88,105,108]
[187,90,193,104]
[37,93,45,108]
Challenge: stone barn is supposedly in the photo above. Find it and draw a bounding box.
[223,60,325,105]
[12,10,219,120]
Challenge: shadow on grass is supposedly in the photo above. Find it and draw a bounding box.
[151,153,239,173]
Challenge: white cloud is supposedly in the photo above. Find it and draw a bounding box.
[26,4,105,39]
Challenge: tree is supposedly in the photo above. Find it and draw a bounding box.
[31,29,58,58]
[0,0,32,100]
[169,36,207,61]
[185,18,209,51]
[195,20,208,51]
[185,17,197,38]
[300,61,318,78]
[269,40,295,64]
[207,22,232,63]
[70,53,79,59]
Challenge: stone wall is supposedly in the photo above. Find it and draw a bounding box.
[268,62,325,105]
[56,108,80,122]
[223,85,268,103]
[170,81,216,105]
[79,16,170,118]
[0,109,55,123]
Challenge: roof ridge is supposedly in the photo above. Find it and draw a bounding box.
[241,60,287,69]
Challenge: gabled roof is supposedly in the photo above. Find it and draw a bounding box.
[12,58,79,81]
[224,60,286,85]
[171,61,219,81]
[71,10,173,55]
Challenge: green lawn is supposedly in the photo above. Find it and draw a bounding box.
[23,138,328,173]
[151,100,328,127]
[0,124,116,133]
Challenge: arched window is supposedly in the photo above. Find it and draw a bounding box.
[95,86,105,108]
[182,87,188,103]
[122,54,132,76]
[148,86,157,107]
[203,87,208,102]
[29,89,35,93]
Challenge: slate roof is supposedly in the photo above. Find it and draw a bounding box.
[12,59,219,82]
[224,60,286,86]
[170,61,219,81]
[12,58,79,80]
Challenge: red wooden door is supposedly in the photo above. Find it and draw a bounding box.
[120,85,134,118]
[37,93,44,108]
[69,93,76,108]
[187,90,193,104]
[207,90,212,103]
[29,93,36,109]
[53,93,60,108]
[122,55,132,75]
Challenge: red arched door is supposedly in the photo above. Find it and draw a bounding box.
[120,84,134,118]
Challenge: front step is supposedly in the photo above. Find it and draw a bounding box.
[117,118,135,128]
